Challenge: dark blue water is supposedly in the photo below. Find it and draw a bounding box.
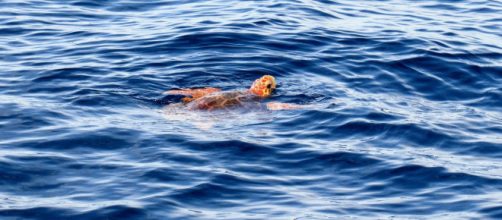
[1,0,502,219]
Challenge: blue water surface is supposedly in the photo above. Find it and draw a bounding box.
[1,0,502,219]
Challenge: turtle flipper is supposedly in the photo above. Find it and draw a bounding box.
[182,97,195,103]
[266,102,305,111]
[163,87,221,100]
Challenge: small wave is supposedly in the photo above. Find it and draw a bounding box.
[1,0,501,219]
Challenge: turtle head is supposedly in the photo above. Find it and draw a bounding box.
[250,75,276,97]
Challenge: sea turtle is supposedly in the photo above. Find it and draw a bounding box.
[163,75,301,111]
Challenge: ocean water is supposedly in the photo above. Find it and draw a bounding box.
[1,0,502,219]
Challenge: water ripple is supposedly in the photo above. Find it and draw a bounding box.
[1,0,502,219]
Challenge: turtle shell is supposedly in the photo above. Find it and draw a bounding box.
[186,90,262,111]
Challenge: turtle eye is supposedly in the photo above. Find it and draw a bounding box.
[266,84,272,89]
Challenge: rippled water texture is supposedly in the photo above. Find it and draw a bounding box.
[1,0,502,219]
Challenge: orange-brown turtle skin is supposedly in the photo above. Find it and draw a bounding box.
[186,90,262,111]
[165,75,302,111]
